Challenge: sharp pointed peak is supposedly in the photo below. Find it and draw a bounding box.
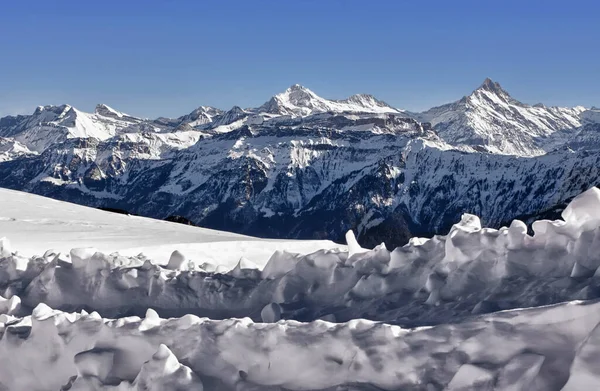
[476,78,508,95]
[481,77,496,86]
[227,105,246,113]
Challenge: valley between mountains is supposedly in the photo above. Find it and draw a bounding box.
[1,79,599,249]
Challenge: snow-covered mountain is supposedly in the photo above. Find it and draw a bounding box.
[163,105,224,129]
[256,84,401,116]
[2,78,600,389]
[0,104,147,153]
[0,137,33,162]
[0,80,598,249]
[415,78,587,155]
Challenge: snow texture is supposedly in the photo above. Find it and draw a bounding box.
[3,188,600,389]
[2,79,600,390]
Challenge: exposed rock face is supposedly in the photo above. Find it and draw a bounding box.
[1,80,599,249]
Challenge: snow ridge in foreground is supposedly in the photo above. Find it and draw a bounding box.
[2,298,600,390]
[4,188,600,389]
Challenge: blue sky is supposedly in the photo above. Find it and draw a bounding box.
[1,0,598,118]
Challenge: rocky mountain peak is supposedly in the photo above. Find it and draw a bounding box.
[95,104,124,118]
[478,78,505,93]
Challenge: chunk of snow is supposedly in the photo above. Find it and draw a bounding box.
[166,250,187,270]
[0,237,12,257]
[495,353,545,391]
[261,250,301,279]
[74,348,115,382]
[562,323,600,390]
[0,295,21,315]
[562,187,600,230]
[447,364,494,390]
[260,303,282,323]
[456,213,482,231]
[130,344,204,391]
[230,257,259,278]
[70,247,98,269]
[140,308,161,331]
[345,230,369,257]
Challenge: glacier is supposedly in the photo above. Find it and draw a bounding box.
[3,187,600,389]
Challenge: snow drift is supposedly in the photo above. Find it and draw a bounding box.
[3,187,600,324]
[1,297,600,390]
[4,187,600,389]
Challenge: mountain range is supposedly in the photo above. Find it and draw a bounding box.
[1,79,599,248]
